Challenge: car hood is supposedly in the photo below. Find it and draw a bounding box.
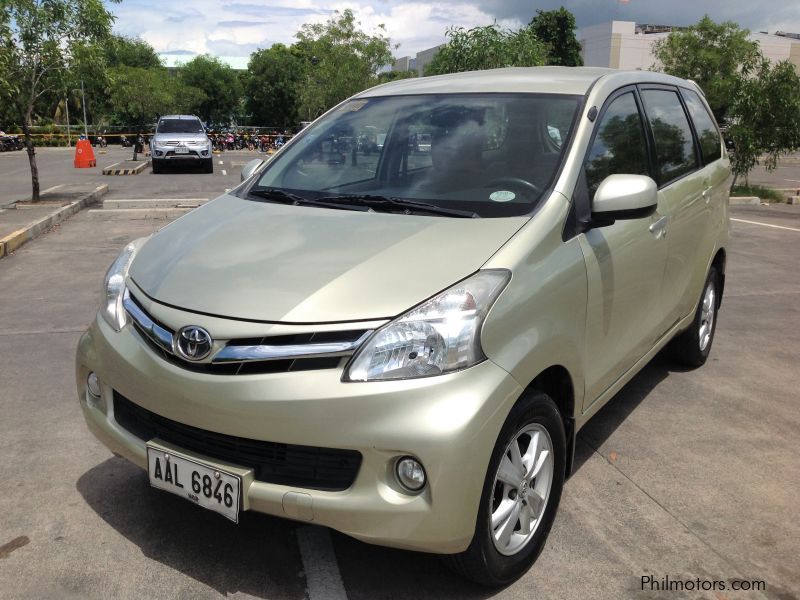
[129,194,527,323]
[152,133,208,143]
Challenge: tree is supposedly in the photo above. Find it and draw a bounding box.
[245,44,304,127]
[104,35,162,69]
[652,16,761,123]
[425,23,546,76]
[295,9,394,120]
[107,65,201,128]
[179,55,242,125]
[0,0,116,200]
[529,8,583,67]
[653,16,800,188]
[728,59,800,187]
[376,70,416,85]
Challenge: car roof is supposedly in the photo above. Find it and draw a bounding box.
[356,66,695,98]
[159,115,202,120]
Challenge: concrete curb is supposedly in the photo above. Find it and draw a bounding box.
[102,160,150,175]
[729,196,760,205]
[0,184,108,259]
[102,198,208,209]
[87,207,192,221]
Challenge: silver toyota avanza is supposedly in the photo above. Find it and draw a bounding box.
[77,67,730,585]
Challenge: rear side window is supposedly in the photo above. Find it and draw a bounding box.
[585,92,650,197]
[681,89,722,164]
[640,89,698,184]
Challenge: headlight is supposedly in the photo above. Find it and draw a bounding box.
[101,238,147,331]
[345,270,510,381]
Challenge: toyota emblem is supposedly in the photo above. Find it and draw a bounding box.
[174,326,213,361]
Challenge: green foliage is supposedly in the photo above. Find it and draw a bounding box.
[529,8,583,67]
[178,55,243,125]
[730,184,785,203]
[294,9,394,120]
[245,44,304,128]
[425,23,546,76]
[106,65,201,127]
[376,70,416,85]
[651,16,760,122]
[105,35,162,69]
[654,16,800,187]
[728,59,800,185]
[0,0,117,199]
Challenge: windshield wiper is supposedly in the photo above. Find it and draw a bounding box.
[314,194,480,218]
[248,187,366,212]
[249,187,312,205]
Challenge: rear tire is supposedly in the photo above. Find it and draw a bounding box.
[668,266,720,367]
[443,391,566,587]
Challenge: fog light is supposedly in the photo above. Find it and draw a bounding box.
[201,150,209,156]
[396,456,426,492]
[155,150,163,157]
[87,372,101,398]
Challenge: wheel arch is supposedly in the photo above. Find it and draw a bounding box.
[521,365,577,478]
[711,247,726,308]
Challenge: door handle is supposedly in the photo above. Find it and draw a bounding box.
[649,216,669,240]
[702,186,713,204]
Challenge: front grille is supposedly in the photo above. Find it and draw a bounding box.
[125,291,368,375]
[114,392,362,491]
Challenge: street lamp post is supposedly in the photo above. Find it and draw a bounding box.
[65,97,71,147]
[80,80,88,138]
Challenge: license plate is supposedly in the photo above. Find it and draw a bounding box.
[146,445,241,522]
[175,147,190,154]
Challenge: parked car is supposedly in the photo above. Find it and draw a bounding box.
[76,67,730,586]
[149,115,213,173]
[0,134,24,151]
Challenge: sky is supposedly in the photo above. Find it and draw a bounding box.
[109,0,800,62]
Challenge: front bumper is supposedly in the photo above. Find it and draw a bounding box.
[151,146,210,160]
[76,314,523,553]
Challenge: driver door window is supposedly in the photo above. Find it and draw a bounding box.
[584,92,651,198]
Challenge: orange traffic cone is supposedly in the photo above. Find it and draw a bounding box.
[74,139,96,168]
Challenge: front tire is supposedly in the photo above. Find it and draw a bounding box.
[151,159,163,174]
[668,266,720,367]
[444,391,566,587]
[203,158,214,174]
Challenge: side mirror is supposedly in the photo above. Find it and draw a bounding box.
[590,174,657,227]
[241,158,265,182]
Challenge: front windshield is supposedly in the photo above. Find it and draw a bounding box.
[157,119,204,134]
[249,93,581,218]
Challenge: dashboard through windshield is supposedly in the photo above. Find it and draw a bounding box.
[248,93,582,218]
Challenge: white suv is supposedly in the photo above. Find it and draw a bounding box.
[150,115,213,174]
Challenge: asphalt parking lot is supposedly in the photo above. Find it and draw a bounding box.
[0,159,798,598]
[0,146,254,207]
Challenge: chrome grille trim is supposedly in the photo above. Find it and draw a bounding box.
[122,289,371,368]
[212,331,373,363]
[123,289,173,352]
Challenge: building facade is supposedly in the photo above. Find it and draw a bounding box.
[579,21,800,71]
[392,45,445,77]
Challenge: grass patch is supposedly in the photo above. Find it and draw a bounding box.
[731,184,785,203]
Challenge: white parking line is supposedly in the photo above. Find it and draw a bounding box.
[731,218,800,232]
[296,526,348,600]
[221,169,227,176]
